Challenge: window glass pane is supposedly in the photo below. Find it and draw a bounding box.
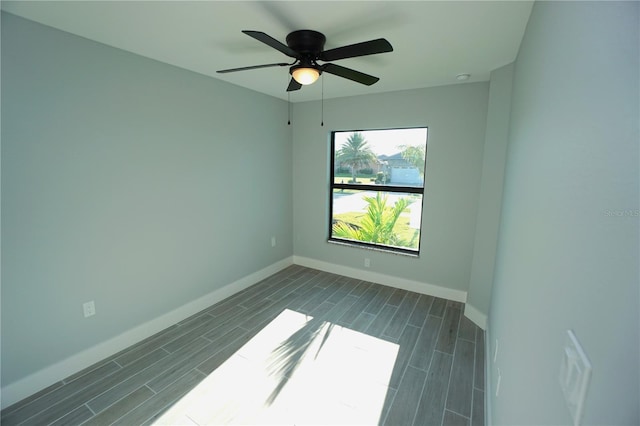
[333,128,427,188]
[331,189,422,252]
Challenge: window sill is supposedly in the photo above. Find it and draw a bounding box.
[327,239,420,258]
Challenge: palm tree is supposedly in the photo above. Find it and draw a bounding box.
[399,144,426,177]
[333,193,413,247]
[337,132,377,183]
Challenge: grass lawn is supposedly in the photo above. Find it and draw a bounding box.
[332,211,420,249]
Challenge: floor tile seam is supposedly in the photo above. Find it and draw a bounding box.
[335,297,372,325]
[10,394,71,425]
[66,341,146,382]
[193,329,252,373]
[445,407,472,420]
[457,336,476,344]
[410,297,435,328]
[397,322,421,351]
[147,343,221,392]
[271,279,316,300]
[39,406,79,426]
[166,316,241,349]
[178,312,216,327]
[1,382,65,419]
[469,381,477,423]
[146,334,237,392]
[234,305,285,331]
[287,274,318,288]
[245,286,305,319]
[10,360,127,426]
[470,332,479,396]
[401,324,428,373]
[194,365,208,376]
[60,360,121,389]
[347,280,370,297]
[380,387,397,426]
[199,309,252,341]
[143,319,222,357]
[86,387,154,426]
[442,311,467,419]
[84,348,173,413]
[113,386,159,425]
[114,329,185,365]
[439,376,455,425]
[362,289,393,314]
[138,370,206,426]
[207,289,259,312]
[265,284,299,302]
[407,310,428,329]
[387,334,421,391]
[406,360,431,374]
[236,288,281,309]
[300,285,343,313]
[437,310,457,425]
[381,301,419,340]
[432,305,449,356]
[409,367,430,426]
[85,402,97,416]
[140,366,203,405]
[0,381,66,422]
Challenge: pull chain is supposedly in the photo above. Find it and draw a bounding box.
[321,75,324,127]
[287,90,291,125]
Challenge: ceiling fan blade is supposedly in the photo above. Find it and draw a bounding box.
[321,63,379,86]
[287,78,302,92]
[319,38,393,62]
[242,30,300,59]
[217,62,289,73]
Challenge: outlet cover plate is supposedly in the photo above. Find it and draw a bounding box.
[83,301,96,318]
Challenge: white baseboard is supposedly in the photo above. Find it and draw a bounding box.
[0,256,293,409]
[293,255,467,302]
[463,303,488,330]
[484,326,492,426]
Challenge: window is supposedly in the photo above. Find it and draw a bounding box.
[329,128,428,255]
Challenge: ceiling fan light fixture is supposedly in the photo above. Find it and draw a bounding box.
[291,66,320,85]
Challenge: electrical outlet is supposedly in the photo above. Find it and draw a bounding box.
[364,258,370,268]
[83,301,96,318]
[271,236,276,247]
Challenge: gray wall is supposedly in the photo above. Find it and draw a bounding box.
[466,63,514,322]
[1,13,293,387]
[292,83,489,293]
[488,1,639,424]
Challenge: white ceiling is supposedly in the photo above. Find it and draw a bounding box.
[1,1,533,102]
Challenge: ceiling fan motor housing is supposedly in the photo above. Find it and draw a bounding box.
[286,30,326,56]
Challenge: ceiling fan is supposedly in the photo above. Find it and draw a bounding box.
[217,30,393,92]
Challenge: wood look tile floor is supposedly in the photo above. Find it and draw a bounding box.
[1,266,485,426]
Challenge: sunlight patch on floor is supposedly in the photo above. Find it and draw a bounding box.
[154,309,399,425]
